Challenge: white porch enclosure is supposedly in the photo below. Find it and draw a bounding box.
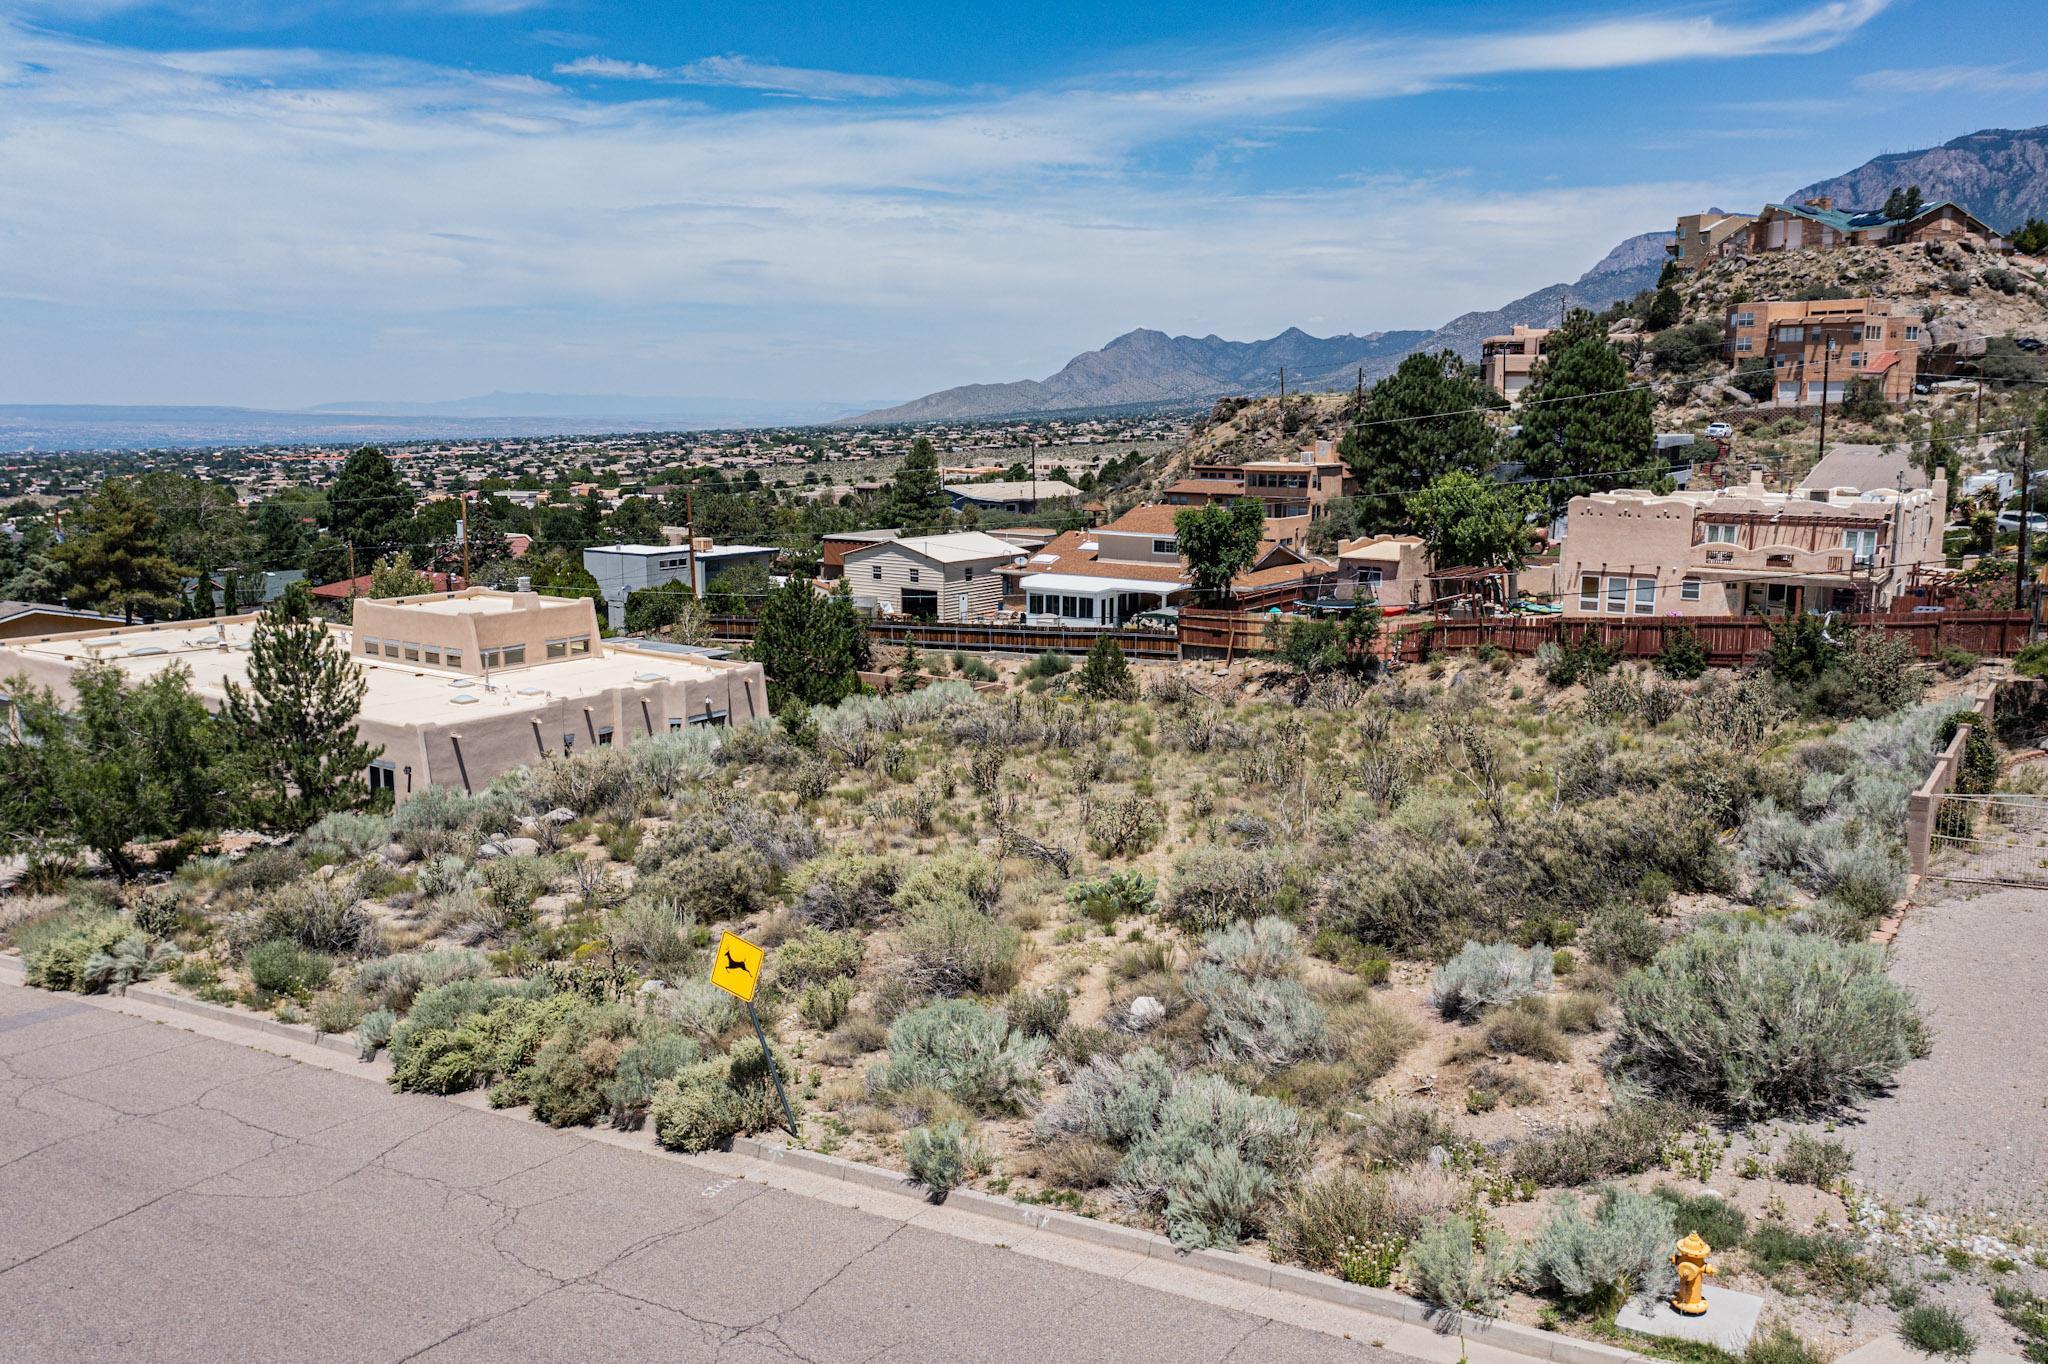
[1019,572,1180,628]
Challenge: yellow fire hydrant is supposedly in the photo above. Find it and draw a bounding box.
[1671,1231,1717,1315]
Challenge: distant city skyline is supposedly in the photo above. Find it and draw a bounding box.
[1,0,2042,409]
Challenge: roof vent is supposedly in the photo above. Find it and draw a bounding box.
[128,645,168,657]
[450,693,480,705]
[634,671,666,683]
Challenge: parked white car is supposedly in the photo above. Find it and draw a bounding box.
[1995,510,2048,534]
[1704,421,1733,440]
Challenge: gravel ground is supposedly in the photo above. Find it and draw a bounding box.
[1832,872,2048,1229]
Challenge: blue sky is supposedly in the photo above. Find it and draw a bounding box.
[1,0,2044,409]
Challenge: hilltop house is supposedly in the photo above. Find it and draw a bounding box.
[1162,441,1353,546]
[1743,197,2008,254]
[1558,464,1946,620]
[943,479,1083,514]
[1334,535,1433,607]
[1725,298,1924,405]
[1480,326,1553,401]
[1667,211,1758,270]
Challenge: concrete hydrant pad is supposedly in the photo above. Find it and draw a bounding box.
[1616,1288,1764,1353]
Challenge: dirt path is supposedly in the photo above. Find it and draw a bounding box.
[1831,872,2047,1227]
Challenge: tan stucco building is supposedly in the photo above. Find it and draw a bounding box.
[1480,325,1553,401]
[1559,466,1946,619]
[1725,298,1924,405]
[1162,440,1353,546]
[0,589,767,804]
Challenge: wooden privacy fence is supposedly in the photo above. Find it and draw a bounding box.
[706,614,1181,660]
[707,609,2033,667]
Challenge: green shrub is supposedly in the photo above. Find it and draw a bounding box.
[1309,927,1393,983]
[650,1036,792,1152]
[245,939,333,995]
[310,990,370,1036]
[1066,870,1155,928]
[1746,1223,1884,1300]
[222,845,311,892]
[498,1000,639,1126]
[301,811,393,859]
[774,926,864,988]
[893,849,1004,917]
[1553,992,1605,1034]
[1652,1185,1747,1249]
[786,851,902,929]
[1992,1285,2048,1364]
[1899,1305,1976,1359]
[1358,1102,1459,1167]
[871,999,1048,1112]
[1321,839,1487,956]
[1184,918,1327,1067]
[389,991,580,1096]
[1405,1216,1522,1314]
[355,1007,397,1060]
[1528,1188,1676,1306]
[1775,1133,1853,1187]
[1746,1327,1828,1364]
[257,874,380,955]
[798,977,856,1032]
[1271,1170,1433,1277]
[1020,650,1071,680]
[1003,986,1069,1040]
[22,912,140,993]
[1431,940,1552,1019]
[353,948,490,1011]
[903,1120,982,1199]
[1615,923,1927,1119]
[603,1031,701,1129]
[1166,847,1289,933]
[1485,998,1570,1062]
[1507,1100,1699,1187]
[1654,624,1709,680]
[897,899,1022,996]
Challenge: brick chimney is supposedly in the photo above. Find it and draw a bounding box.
[1803,196,1833,212]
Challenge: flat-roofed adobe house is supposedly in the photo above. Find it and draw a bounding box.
[0,588,766,805]
[839,531,1022,620]
[942,479,1083,514]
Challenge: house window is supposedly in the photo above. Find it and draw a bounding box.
[403,641,420,661]
[570,638,589,655]
[1703,523,1739,544]
[423,645,440,665]
[1905,325,1921,341]
[503,645,526,666]
[1732,311,1756,328]
[1606,576,1628,613]
[1848,351,1864,368]
[871,565,881,580]
[546,638,568,659]
[1634,578,1656,614]
[1844,528,1879,564]
[480,647,501,669]
[1734,337,1752,353]
[1778,325,1804,342]
[445,650,462,669]
[962,568,974,582]
[596,726,614,747]
[367,761,396,794]
[908,567,920,584]
[1152,539,1174,554]
[1681,579,1702,602]
[1579,575,1600,611]
[1864,325,1883,341]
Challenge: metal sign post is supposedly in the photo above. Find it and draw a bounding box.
[710,930,798,1138]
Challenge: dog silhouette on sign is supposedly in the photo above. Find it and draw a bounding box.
[723,951,750,975]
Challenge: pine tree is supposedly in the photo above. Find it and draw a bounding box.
[888,437,947,534]
[1077,635,1133,699]
[604,496,666,545]
[222,582,381,830]
[1336,351,1501,531]
[1513,310,1657,518]
[49,478,188,622]
[752,578,869,708]
[1645,286,1682,332]
[367,551,434,599]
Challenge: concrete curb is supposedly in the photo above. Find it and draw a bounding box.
[0,954,1638,1364]
[730,1136,1637,1364]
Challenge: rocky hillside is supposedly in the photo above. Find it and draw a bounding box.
[1789,125,2048,234]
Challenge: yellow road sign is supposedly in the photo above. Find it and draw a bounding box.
[710,930,764,1003]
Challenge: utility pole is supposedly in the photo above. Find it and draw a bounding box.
[1974,382,1984,440]
[2019,423,2034,611]
[460,490,471,587]
[346,542,357,602]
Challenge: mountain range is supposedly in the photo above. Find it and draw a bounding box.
[852,124,2048,424]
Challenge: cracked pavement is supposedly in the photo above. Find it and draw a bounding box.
[0,981,1419,1362]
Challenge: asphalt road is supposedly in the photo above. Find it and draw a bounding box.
[0,981,1415,1363]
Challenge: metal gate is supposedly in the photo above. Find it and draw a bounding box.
[1928,793,2048,888]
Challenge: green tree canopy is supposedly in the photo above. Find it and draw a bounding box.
[604,496,666,545]
[50,478,188,622]
[1513,309,1658,517]
[887,436,948,534]
[1337,351,1503,532]
[752,578,870,708]
[1173,498,1266,598]
[0,663,239,877]
[326,446,416,554]
[1407,471,1537,570]
[222,582,381,831]
[367,551,434,599]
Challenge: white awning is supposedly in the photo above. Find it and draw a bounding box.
[1017,572,1184,597]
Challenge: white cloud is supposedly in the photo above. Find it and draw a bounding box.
[1856,63,2048,95]
[0,2,1883,403]
[555,52,962,100]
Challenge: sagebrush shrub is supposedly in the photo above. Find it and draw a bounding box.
[774,927,863,988]
[353,948,490,1011]
[257,874,381,956]
[1183,918,1328,1067]
[870,999,1047,1112]
[786,851,902,928]
[650,1036,792,1152]
[896,899,1022,997]
[1320,838,1488,955]
[798,977,856,1032]
[903,1120,983,1199]
[603,1031,701,1129]
[1003,986,1069,1040]
[1507,1100,1699,1187]
[1528,1187,1677,1306]
[245,938,333,995]
[1166,847,1287,933]
[1615,922,1926,1118]
[21,912,134,993]
[1405,1216,1522,1314]
[301,811,393,859]
[1430,941,1552,1019]
[892,850,1004,918]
